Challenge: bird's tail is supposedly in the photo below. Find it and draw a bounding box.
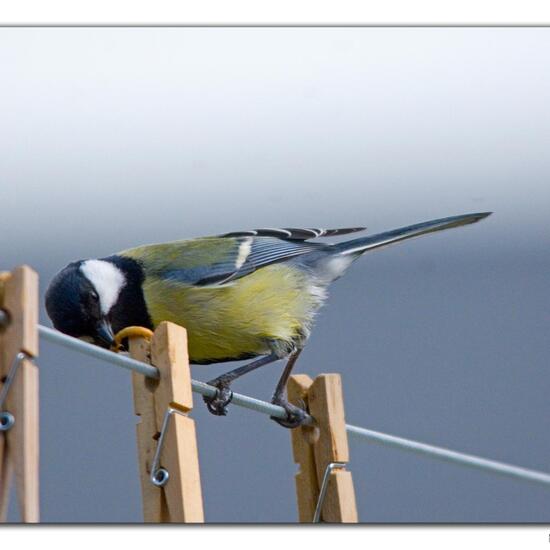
[332,212,492,257]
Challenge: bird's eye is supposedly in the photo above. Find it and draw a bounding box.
[90,291,99,302]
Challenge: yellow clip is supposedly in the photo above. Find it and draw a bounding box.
[112,326,154,352]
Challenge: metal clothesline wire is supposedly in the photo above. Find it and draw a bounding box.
[38,324,550,488]
[38,325,289,419]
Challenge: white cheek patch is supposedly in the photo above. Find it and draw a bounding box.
[80,260,126,315]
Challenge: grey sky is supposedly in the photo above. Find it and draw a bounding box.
[2,27,549,522]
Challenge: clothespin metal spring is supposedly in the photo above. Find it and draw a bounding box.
[0,351,32,432]
[150,407,187,487]
[313,461,348,523]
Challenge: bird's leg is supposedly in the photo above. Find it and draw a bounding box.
[270,349,309,429]
[203,353,280,416]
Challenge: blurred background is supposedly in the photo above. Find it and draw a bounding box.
[1,27,549,522]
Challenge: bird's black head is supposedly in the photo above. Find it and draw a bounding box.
[45,259,125,348]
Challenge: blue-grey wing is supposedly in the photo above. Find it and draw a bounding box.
[153,227,367,287]
[194,236,324,286]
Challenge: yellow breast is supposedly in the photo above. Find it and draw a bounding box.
[141,264,325,363]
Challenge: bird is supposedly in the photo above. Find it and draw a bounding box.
[45,212,491,427]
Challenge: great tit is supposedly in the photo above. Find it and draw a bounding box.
[45,212,491,427]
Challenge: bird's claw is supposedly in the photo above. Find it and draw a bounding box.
[203,379,234,416]
[271,399,309,429]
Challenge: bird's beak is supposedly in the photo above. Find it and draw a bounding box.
[95,319,115,348]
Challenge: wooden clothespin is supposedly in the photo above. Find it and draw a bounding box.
[288,373,358,523]
[128,321,204,523]
[0,266,39,523]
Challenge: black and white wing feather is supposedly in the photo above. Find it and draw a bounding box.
[221,227,366,241]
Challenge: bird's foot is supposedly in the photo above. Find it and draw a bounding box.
[203,377,234,416]
[270,397,309,429]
